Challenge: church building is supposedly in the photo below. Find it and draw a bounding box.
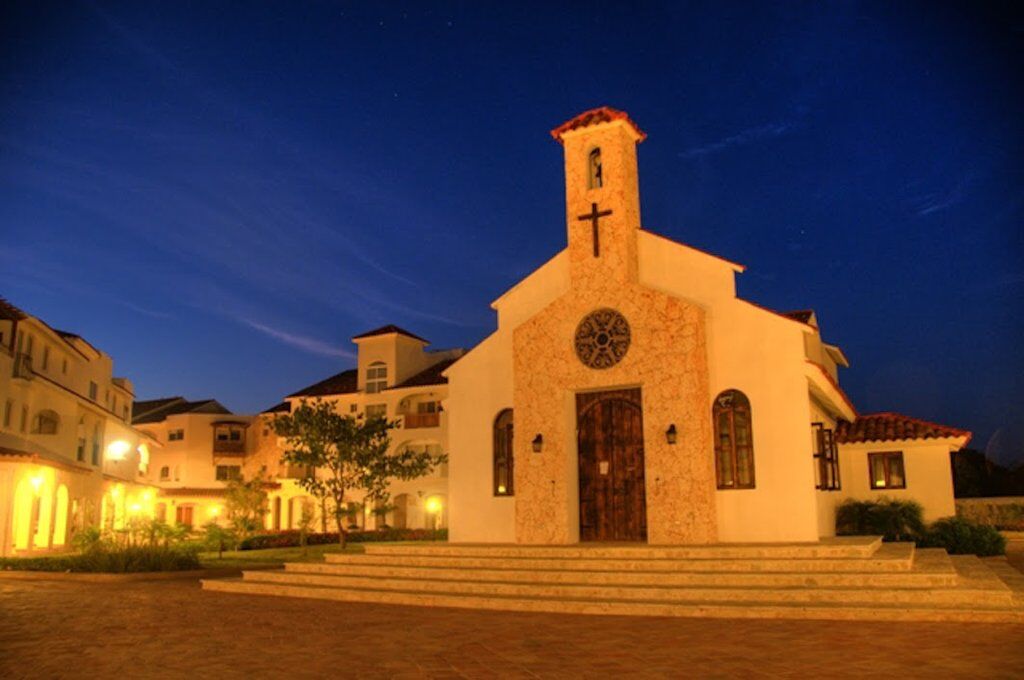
[445,107,970,546]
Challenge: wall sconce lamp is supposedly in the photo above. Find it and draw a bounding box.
[665,424,678,445]
[532,434,544,453]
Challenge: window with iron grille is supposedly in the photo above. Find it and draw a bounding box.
[812,422,841,491]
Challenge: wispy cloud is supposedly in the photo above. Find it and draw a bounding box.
[913,174,972,217]
[117,300,174,319]
[241,319,355,359]
[679,122,797,159]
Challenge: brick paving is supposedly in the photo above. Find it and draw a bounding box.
[2,574,1024,679]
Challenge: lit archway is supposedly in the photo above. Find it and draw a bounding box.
[12,478,34,550]
[52,485,69,546]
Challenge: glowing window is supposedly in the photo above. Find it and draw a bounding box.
[493,409,514,496]
[713,390,755,490]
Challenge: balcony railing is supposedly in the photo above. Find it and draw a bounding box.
[213,439,246,455]
[403,412,440,429]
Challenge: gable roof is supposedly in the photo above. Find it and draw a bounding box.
[550,106,647,144]
[261,401,291,414]
[287,368,358,398]
[132,397,186,420]
[836,412,971,445]
[352,325,428,344]
[387,357,459,391]
[131,398,232,425]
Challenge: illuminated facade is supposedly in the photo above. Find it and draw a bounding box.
[444,108,972,545]
[133,328,461,534]
[0,299,158,556]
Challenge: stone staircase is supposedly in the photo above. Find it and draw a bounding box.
[201,537,1024,622]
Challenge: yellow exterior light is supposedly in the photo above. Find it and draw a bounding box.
[29,473,44,495]
[142,490,153,502]
[106,439,131,461]
[210,505,221,516]
[129,502,142,514]
[111,485,121,498]
[425,496,442,514]
[497,485,507,494]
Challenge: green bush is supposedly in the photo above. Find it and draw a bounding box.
[0,544,201,573]
[239,528,447,551]
[918,517,1006,556]
[835,498,926,542]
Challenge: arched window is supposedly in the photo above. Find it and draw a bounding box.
[712,390,755,489]
[493,409,514,496]
[32,409,60,434]
[587,148,603,189]
[366,361,387,394]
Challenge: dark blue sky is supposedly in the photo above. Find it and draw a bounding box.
[2,2,1022,462]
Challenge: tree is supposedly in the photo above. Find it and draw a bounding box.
[224,473,269,541]
[273,399,445,547]
[202,521,237,559]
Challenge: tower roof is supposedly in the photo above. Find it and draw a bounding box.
[351,325,428,344]
[550,106,647,145]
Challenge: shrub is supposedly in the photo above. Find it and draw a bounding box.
[918,517,1007,556]
[0,544,201,573]
[239,528,448,551]
[835,498,925,542]
[202,522,238,557]
[71,526,103,552]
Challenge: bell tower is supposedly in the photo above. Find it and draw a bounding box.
[551,107,646,284]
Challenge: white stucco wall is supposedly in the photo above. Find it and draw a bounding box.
[836,440,958,522]
[639,232,821,542]
[446,331,516,543]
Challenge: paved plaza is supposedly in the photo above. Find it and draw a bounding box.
[3,569,1024,679]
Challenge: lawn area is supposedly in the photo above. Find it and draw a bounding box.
[199,543,365,569]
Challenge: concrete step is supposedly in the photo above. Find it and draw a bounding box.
[286,559,958,588]
[242,567,1016,608]
[201,578,1024,623]
[361,536,883,560]
[325,542,915,573]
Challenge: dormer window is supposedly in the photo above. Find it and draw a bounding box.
[366,362,387,394]
[587,148,603,189]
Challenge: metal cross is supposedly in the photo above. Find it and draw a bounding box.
[577,202,613,257]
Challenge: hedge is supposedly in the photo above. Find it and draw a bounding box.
[918,517,1006,557]
[835,498,925,542]
[835,498,1006,556]
[239,528,447,551]
[0,545,201,573]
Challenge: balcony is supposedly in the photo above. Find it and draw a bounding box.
[213,439,246,455]
[403,412,440,429]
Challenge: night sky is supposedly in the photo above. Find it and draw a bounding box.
[2,3,1021,462]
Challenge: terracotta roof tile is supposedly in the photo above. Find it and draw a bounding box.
[387,357,458,390]
[0,297,27,321]
[287,368,358,398]
[352,325,428,343]
[836,412,971,445]
[550,106,647,144]
[132,398,231,425]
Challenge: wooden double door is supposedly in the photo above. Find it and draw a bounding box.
[577,388,647,542]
